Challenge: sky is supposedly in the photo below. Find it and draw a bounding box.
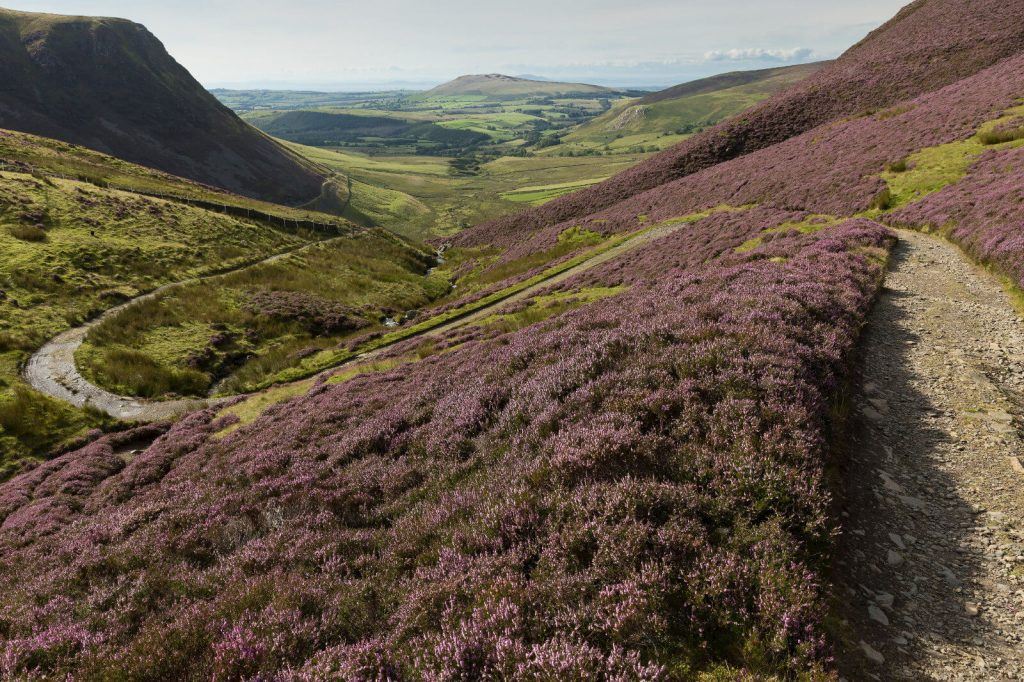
[8,0,912,90]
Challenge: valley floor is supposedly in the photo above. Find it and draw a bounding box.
[837,230,1024,680]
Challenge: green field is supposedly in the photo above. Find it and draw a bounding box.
[499,177,609,205]
[223,75,634,160]
[215,67,827,241]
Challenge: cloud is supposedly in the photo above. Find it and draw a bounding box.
[703,47,815,62]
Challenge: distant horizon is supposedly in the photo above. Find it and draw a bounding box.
[203,61,834,94]
[7,1,908,90]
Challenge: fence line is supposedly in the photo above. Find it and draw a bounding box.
[0,160,348,238]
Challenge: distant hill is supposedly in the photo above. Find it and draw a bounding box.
[555,62,827,153]
[636,62,827,106]
[424,74,617,98]
[0,8,326,205]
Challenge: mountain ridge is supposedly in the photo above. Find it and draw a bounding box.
[0,7,327,205]
[637,62,829,106]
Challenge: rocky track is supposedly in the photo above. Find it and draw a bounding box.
[837,230,1024,680]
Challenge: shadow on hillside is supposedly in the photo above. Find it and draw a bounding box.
[832,239,991,680]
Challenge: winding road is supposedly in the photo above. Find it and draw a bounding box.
[24,240,343,421]
[24,217,690,422]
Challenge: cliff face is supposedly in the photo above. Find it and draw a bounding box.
[0,8,325,205]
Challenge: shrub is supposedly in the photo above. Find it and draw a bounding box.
[886,158,908,173]
[0,332,25,353]
[979,124,1024,145]
[870,188,892,210]
[0,220,893,677]
[0,384,96,466]
[89,347,210,398]
[7,224,47,242]
[245,290,369,335]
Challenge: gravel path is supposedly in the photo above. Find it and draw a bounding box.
[837,230,1024,680]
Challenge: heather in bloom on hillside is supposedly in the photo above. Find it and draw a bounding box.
[0,219,892,678]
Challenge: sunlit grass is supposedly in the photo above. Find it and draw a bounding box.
[882,104,1024,209]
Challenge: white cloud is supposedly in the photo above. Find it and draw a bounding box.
[703,47,815,62]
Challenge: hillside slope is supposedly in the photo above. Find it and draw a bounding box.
[636,62,827,106]
[0,8,325,205]
[425,73,617,98]
[0,127,456,480]
[456,0,1024,248]
[5,1,1024,678]
[554,62,827,154]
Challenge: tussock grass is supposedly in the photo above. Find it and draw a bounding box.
[6,223,47,241]
[474,286,628,334]
[979,125,1024,145]
[459,226,605,290]
[0,381,108,480]
[737,214,844,253]
[870,188,893,210]
[86,347,208,398]
[882,105,1024,209]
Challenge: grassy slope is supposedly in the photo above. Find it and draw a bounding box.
[0,129,345,223]
[75,228,446,399]
[555,63,827,153]
[290,142,648,239]
[0,133,369,478]
[0,173,307,477]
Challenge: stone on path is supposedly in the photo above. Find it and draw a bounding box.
[860,641,885,665]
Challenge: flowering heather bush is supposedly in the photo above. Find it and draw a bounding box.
[562,207,806,288]
[245,289,370,335]
[890,144,1024,286]
[0,219,892,678]
[455,0,1024,254]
